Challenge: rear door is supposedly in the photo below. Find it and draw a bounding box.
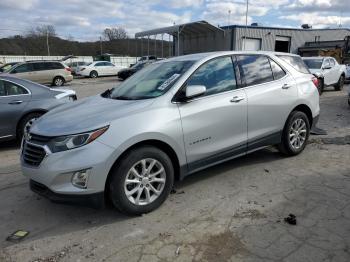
[0,80,31,139]
[104,62,117,75]
[237,55,298,151]
[94,62,107,76]
[32,62,51,84]
[177,56,248,172]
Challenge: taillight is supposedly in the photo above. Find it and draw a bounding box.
[65,67,72,72]
[312,77,319,88]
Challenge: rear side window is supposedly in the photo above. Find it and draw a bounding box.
[33,63,46,71]
[277,55,310,74]
[95,62,104,67]
[48,62,64,70]
[187,56,237,96]
[269,59,286,80]
[237,55,273,86]
[5,81,29,95]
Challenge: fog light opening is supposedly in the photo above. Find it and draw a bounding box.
[71,169,90,189]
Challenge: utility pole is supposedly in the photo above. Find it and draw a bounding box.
[243,0,249,50]
[99,37,102,55]
[46,29,50,56]
[228,10,231,26]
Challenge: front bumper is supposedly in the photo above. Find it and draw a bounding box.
[21,140,117,207]
[30,179,104,208]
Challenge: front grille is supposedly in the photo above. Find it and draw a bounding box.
[22,142,46,166]
[30,133,51,144]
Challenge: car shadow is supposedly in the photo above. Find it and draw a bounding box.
[1,147,286,248]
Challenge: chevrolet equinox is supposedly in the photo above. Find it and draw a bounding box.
[21,51,320,215]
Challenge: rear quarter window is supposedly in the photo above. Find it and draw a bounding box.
[277,55,310,74]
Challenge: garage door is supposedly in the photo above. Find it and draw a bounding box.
[242,38,261,51]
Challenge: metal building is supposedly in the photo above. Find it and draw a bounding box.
[135,20,350,56]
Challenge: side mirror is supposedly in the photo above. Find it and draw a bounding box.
[185,85,206,99]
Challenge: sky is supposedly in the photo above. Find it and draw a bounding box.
[0,0,349,41]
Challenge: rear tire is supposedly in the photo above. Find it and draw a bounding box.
[109,146,174,215]
[278,111,310,156]
[334,75,344,91]
[90,71,98,78]
[52,76,65,87]
[17,112,44,140]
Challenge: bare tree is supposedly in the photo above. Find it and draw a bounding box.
[103,27,128,41]
[27,25,56,37]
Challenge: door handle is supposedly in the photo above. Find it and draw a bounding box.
[230,96,245,103]
[8,100,23,105]
[282,84,291,89]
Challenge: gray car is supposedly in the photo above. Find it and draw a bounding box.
[0,76,76,142]
[21,51,320,215]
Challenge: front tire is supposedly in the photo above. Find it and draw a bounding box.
[109,146,174,215]
[17,112,44,140]
[335,75,344,91]
[278,111,310,156]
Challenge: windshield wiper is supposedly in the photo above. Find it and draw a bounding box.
[101,88,113,98]
[113,95,136,100]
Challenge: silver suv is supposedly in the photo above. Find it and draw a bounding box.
[21,51,320,215]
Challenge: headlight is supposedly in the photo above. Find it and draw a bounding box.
[47,126,109,153]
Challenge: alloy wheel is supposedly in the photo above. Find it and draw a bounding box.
[124,158,166,206]
[289,118,307,150]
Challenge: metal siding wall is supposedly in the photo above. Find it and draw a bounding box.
[234,28,350,53]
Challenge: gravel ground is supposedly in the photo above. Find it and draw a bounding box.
[0,80,349,262]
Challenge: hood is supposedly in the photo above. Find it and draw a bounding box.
[30,95,154,136]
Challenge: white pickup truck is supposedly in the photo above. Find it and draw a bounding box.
[302,56,346,93]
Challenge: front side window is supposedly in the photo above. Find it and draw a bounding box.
[237,55,273,86]
[5,81,28,95]
[11,64,33,74]
[330,59,335,67]
[109,60,194,100]
[187,56,237,96]
[323,59,331,68]
[270,59,286,80]
[95,62,104,67]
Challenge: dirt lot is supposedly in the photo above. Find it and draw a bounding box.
[0,78,349,262]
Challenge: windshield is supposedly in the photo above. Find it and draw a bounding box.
[109,60,194,100]
[303,59,323,69]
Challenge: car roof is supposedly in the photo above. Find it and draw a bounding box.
[162,51,301,63]
[0,75,50,91]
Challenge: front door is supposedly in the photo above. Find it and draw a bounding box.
[177,56,248,173]
[0,80,31,139]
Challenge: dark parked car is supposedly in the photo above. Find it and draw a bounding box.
[117,62,151,80]
[0,76,76,142]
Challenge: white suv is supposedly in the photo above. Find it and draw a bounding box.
[302,56,346,93]
[21,51,320,215]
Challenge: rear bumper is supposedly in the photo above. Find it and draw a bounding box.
[30,179,104,208]
[65,75,73,82]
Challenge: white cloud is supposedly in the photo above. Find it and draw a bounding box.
[0,0,39,10]
[280,12,350,27]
